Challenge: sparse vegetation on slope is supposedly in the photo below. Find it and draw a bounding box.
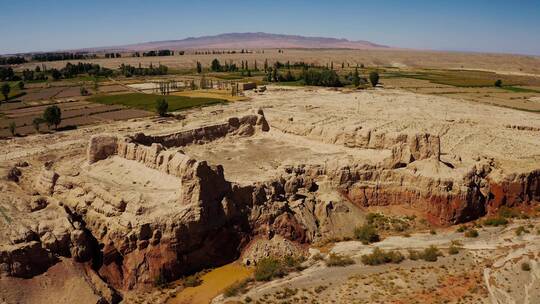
[326,253,355,267]
[483,217,509,226]
[408,245,443,262]
[361,247,404,265]
[254,256,305,281]
[354,224,380,244]
[464,229,479,238]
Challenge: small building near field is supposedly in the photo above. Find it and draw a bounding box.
[239,82,257,91]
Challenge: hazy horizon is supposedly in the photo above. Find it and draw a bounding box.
[1,0,540,56]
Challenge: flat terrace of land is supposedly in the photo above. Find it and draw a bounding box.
[383,69,540,112]
[14,49,540,75]
[0,89,224,137]
[3,49,540,140]
[248,87,540,174]
[182,128,390,184]
[0,100,151,137]
[83,156,183,213]
[2,86,540,177]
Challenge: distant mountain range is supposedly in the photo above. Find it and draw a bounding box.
[79,32,391,52]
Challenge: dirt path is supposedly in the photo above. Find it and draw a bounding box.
[218,220,539,304]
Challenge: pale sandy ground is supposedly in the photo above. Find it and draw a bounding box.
[216,219,539,304]
[3,86,540,178]
[182,129,390,184]
[1,86,540,304]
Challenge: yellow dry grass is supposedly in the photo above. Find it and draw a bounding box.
[172,89,249,102]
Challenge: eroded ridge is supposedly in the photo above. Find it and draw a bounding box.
[2,93,539,296]
[50,108,363,290]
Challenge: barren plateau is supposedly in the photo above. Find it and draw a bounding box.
[1,86,539,304]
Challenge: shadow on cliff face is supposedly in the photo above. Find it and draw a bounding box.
[63,205,123,303]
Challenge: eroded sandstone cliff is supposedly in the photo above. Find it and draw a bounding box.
[2,96,539,300]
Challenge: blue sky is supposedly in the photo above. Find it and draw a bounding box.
[1,0,539,55]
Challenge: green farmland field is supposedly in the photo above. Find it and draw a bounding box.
[88,93,225,112]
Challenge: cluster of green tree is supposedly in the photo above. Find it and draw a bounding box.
[133,51,182,57]
[345,68,367,87]
[369,71,379,87]
[264,66,297,82]
[2,82,11,102]
[28,105,62,134]
[301,68,342,87]
[155,98,168,116]
[263,65,379,88]
[142,50,174,57]
[119,63,168,77]
[264,65,341,86]
[7,104,63,136]
[31,52,96,62]
[272,61,311,70]
[210,59,238,72]
[194,49,254,55]
[261,60,324,73]
[104,53,122,58]
[1,81,23,105]
[239,60,256,76]
[49,62,113,80]
[0,56,27,65]
[0,67,16,81]
[21,68,48,81]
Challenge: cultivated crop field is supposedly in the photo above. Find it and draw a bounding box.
[2,48,540,138]
[13,49,540,75]
[382,69,540,112]
[0,99,151,137]
[88,93,225,112]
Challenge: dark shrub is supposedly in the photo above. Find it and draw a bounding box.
[464,229,479,238]
[421,245,442,262]
[254,257,285,281]
[326,253,355,267]
[483,217,508,226]
[43,105,62,129]
[155,98,168,117]
[361,247,404,265]
[369,71,379,87]
[354,224,380,244]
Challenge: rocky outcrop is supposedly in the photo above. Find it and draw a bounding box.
[55,125,364,290]
[33,168,59,195]
[486,169,540,212]
[272,121,440,160]
[335,157,540,224]
[126,109,270,148]
[87,134,118,164]
[385,133,440,168]
[86,109,270,167]
[6,167,22,183]
[241,235,307,266]
[69,118,540,290]
[7,106,538,292]
[0,197,94,278]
